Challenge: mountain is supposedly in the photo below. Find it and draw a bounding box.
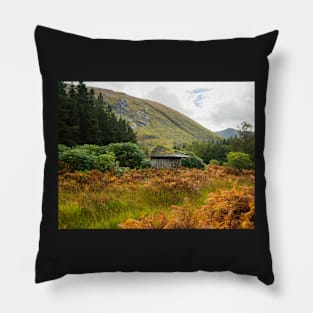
[216,128,238,138]
[87,85,220,149]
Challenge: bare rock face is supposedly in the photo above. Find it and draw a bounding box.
[136,109,150,127]
[117,98,128,115]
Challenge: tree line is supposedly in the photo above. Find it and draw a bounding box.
[174,122,255,165]
[58,81,136,146]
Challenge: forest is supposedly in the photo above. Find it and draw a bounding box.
[58,81,255,229]
[58,81,136,146]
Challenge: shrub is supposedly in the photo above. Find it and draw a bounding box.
[104,142,146,168]
[94,152,118,172]
[58,143,149,171]
[209,159,220,165]
[59,148,96,171]
[226,152,253,170]
[58,144,71,158]
[75,144,107,156]
[140,158,151,168]
[113,166,130,177]
[181,155,205,170]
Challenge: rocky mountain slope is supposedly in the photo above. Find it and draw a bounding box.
[88,85,219,149]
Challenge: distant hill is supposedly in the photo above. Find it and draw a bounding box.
[216,128,239,138]
[86,85,220,149]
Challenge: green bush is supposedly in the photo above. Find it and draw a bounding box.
[58,144,71,158]
[104,142,146,168]
[209,159,220,165]
[59,148,97,171]
[75,144,107,156]
[226,152,253,170]
[113,166,130,177]
[58,143,148,171]
[140,158,151,168]
[94,152,117,172]
[181,155,205,170]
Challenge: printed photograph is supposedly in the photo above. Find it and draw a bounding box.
[58,81,255,229]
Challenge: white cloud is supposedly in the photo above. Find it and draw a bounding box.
[84,81,254,131]
[146,86,182,112]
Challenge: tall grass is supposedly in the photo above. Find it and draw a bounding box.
[58,166,254,229]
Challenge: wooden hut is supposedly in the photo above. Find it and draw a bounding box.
[150,154,189,169]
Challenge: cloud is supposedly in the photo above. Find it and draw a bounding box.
[186,88,212,108]
[145,86,182,111]
[190,88,211,94]
[193,94,205,107]
[202,99,254,130]
[184,83,254,130]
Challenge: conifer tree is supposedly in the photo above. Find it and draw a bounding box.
[57,81,137,146]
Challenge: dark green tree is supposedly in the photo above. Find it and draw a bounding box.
[57,81,137,146]
[228,122,255,161]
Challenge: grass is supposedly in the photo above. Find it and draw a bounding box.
[58,165,254,229]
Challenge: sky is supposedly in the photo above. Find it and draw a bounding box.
[84,81,254,132]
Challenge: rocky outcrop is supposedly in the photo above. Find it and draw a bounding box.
[117,98,128,115]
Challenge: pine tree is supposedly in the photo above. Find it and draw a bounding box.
[95,93,109,145]
[67,83,80,145]
[58,82,70,144]
[86,88,101,144]
[57,81,137,146]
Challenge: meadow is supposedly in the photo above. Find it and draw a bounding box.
[58,165,255,229]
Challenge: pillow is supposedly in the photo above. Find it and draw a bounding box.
[35,25,278,285]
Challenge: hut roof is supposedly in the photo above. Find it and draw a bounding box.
[150,153,190,159]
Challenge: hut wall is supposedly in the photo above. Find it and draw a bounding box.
[151,158,181,169]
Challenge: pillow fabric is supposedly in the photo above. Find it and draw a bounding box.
[35,25,278,284]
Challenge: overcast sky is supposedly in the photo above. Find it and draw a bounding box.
[84,81,254,131]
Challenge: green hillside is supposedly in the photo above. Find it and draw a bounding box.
[87,85,220,150]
